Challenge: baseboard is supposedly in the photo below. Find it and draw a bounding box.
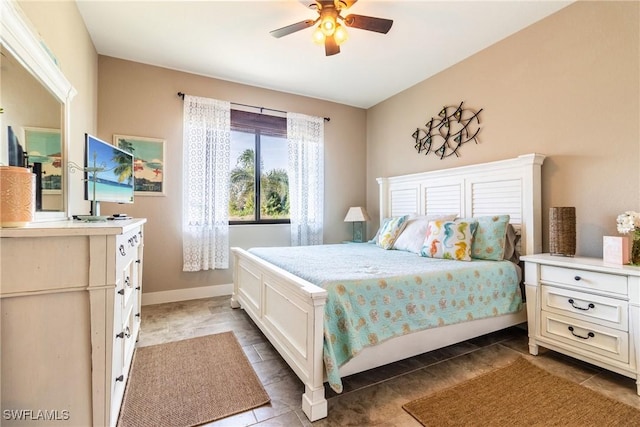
[142,283,233,306]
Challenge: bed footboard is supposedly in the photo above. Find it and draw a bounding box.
[231,247,329,421]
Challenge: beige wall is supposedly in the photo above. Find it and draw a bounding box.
[367,1,640,258]
[16,1,639,296]
[97,57,367,293]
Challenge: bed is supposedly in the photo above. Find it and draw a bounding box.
[230,153,545,421]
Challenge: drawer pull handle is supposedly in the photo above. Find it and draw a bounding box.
[135,286,141,290]
[117,289,125,296]
[568,299,595,311]
[568,326,594,340]
[135,259,141,264]
[115,375,124,382]
[119,245,126,256]
[574,276,581,281]
[116,327,131,339]
[135,313,141,318]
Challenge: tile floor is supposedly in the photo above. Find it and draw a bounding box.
[134,296,640,426]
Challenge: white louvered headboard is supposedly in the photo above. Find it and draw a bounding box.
[376,153,545,255]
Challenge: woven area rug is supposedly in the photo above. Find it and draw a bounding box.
[403,357,640,426]
[118,332,270,427]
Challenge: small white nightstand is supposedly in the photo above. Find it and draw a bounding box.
[522,253,640,394]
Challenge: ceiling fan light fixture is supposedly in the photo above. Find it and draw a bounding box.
[270,0,393,56]
[320,15,336,36]
[334,24,348,45]
[312,26,325,44]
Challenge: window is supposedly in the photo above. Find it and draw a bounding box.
[229,110,289,224]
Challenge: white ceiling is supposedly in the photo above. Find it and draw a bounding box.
[76,0,573,109]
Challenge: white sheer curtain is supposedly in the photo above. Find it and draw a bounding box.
[287,112,324,246]
[182,95,231,271]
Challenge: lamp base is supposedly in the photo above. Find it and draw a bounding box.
[352,222,365,243]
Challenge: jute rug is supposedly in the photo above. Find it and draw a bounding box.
[117,332,270,427]
[403,357,640,426]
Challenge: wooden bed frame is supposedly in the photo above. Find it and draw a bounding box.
[230,153,545,421]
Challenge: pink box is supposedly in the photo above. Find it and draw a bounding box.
[603,236,630,264]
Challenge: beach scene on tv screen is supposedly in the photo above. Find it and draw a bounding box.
[87,138,134,203]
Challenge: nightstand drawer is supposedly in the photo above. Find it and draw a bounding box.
[540,311,629,364]
[541,285,628,331]
[540,265,627,295]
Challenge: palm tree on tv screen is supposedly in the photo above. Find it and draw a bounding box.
[111,147,133,184]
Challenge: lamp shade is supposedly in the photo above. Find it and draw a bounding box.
[344,206,371,222]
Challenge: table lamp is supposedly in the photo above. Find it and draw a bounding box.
[344,206,371,242]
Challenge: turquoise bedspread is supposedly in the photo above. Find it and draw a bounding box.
[248,243,522,393]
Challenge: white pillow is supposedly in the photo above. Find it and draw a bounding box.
[393,214,457,254]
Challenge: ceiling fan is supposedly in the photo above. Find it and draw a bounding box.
[270,0,393,56]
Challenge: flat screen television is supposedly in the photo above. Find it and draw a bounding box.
[84,133,134,216]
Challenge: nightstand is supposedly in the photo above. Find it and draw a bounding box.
[522,254,640,394]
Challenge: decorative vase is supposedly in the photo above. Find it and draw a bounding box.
[549,207,576,257]
[0,166,36,227]
[631,230,640,266]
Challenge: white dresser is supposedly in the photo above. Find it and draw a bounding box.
[522,253,640,393]
[0,219,146,426]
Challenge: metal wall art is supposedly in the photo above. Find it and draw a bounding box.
[412,102,483,159]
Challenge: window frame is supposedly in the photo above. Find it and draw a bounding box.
[229,110,290,225]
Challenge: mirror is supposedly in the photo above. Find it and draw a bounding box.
[1,46,63,212]
[0,0,76,221]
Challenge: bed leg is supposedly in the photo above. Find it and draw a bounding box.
[301,384,327,421]
[230,294,241,309]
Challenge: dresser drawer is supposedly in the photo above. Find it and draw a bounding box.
[111,304,136,419]
[118,258,138,310]
[111,324,126,423]
[540,311,629,363]
[116,227,143,272]
[541,285,628,331]
[540,265,627,295]
[122,304,137,371]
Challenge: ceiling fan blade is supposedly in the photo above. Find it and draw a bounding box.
[270,19,316,38]
[325,35,340,56]
[343,14,393,34]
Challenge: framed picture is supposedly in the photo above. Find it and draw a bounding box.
[24,127,62,193]
[113,134,166,196]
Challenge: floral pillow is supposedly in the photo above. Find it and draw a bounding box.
[463,215,511,261]
[421,219,478,261]
[369,217,390,244]
[375,215,409,249]
[392,214,457,254]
